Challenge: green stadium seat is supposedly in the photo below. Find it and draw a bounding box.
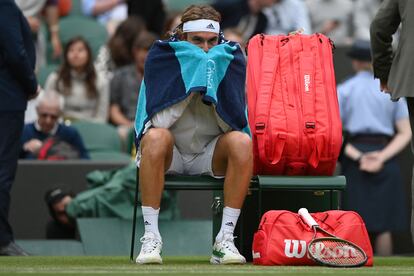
[69,0,83,16]
[37,64,58,87]
[46,15,107,64]
[71,121,131,162]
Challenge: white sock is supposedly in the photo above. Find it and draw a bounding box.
[141,206,161,240]
[216,206,241,241]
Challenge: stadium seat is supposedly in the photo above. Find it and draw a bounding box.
[37,64,58,87]
[71,121,131,161]
[46,15,107,64]
[69,0,83,16]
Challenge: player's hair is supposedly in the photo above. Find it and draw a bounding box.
[173,5,221,38]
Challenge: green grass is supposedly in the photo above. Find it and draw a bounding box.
[0,256,414,275]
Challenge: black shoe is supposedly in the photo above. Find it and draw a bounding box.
[0,242,30,256]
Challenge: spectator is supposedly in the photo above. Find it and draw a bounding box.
[162,12,182,39]
[134,5,252,265]
[43,163,177,238]
[127,0,166,36]
[224,28,246,51]
[370,0,414,246]
[45,36,109,123]
[237,0,311,41]
[107,16,147,70]
[212,0,249,29]
[21,90,90,160]
[353,0,383,41]
[338,40,411,256]
[81,0,127,35]
[0,0,38,256]
[110,32,158,141]
[15,0,63,67]
[305,0,353,46]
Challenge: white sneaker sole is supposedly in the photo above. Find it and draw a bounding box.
[136,256,163,265]
[210,255,246,265]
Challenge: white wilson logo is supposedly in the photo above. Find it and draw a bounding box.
[311,243,358,259]
[284,239,307,258]
[304,74,311,92]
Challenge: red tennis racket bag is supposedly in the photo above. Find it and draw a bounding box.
[247,33,342,175]
[252,210,373,266]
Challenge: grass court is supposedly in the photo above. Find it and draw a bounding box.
[1,256,414,276]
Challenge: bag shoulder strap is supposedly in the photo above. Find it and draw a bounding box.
[255,35,286,165]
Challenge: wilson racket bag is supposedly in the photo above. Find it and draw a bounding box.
[247,33,342,175]
[252,210,373,266]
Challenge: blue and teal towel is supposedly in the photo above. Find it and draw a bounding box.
[134,39,250,147]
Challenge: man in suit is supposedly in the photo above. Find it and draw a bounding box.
[0,0,39,256]
[370,0,414,243]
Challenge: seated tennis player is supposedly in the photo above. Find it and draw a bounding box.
[134,5,252,265]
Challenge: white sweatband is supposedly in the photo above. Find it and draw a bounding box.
[182,19,220,34]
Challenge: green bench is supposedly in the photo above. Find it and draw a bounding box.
[130,175,346,261]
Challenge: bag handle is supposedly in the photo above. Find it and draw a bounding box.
[299,35,321,168]
[255,36,286,165]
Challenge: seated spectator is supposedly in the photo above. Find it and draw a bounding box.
[94,16,146,77]
[44,163,177,238]
[127,0,166,36]
[237,0,311,41]
[224,28,246,51]
[353,0,382,41]
[81,0,127,35]
[162,12,182,39]
[45,36,109,123]
[21,90,90,160]
[15,0,62,67]
[305,0,353,46]
[109,32,158,141]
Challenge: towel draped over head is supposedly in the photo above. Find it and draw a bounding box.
[134,39,249,147]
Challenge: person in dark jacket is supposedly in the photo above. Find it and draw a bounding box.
[0,0,39,256]
[370,0,414,244]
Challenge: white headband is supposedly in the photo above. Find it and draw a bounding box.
[182,19,220,34]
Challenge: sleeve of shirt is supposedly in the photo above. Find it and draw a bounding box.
[370,0,400,81]
[81,0,96,16]
[44,72,58,92]
[336,83,348,124]
[0,2,37,95]
[95,74,110,123]
[394,98,409,122]
[109,72,122,105]
[293,0,312,34]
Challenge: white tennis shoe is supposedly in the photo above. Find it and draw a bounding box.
[210,232,246,264]
[136,232,163,264]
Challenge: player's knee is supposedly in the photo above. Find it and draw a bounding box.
[227,132,253,163]
[141,128,173,158]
